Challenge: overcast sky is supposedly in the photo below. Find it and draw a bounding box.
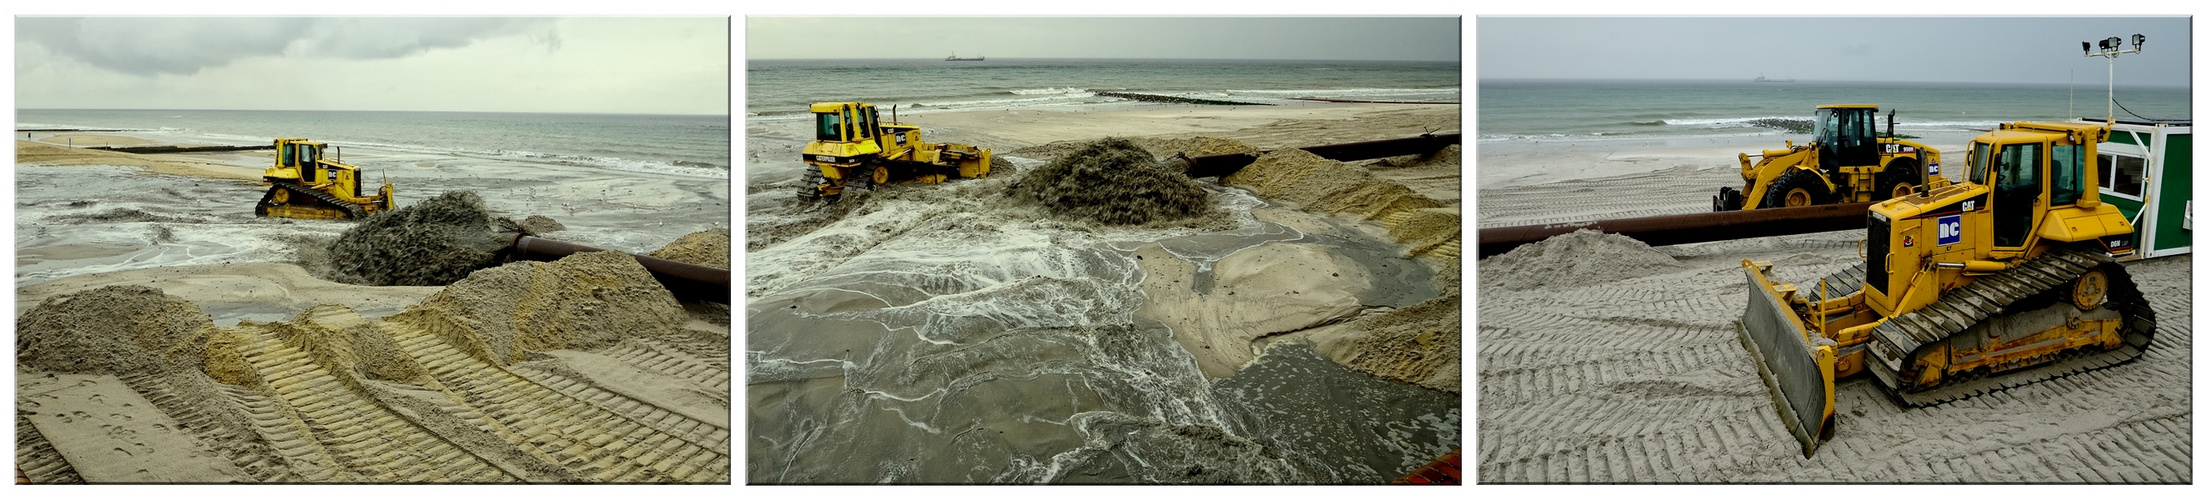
[1480,17,2190,87]
[15,17,729,114]
[747,17,1461,62]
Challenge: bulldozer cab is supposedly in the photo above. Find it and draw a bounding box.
[1813,105,1881,169]
[1959,122,2123,256]
[814,103,884,144]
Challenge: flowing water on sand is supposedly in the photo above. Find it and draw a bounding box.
[746,169,1457,483]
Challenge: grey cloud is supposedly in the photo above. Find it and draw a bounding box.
[18,17,553,76]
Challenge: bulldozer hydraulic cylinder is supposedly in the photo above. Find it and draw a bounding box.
[1477,202,1875,258]
[508,235,731,304]
[1177,133,1462,178]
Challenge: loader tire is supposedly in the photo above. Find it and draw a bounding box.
[1761,169,1831,209]
[1875,159,1921,201]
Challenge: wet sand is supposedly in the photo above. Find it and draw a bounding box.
[746,101,1462,483]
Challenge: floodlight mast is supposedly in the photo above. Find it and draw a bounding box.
[2083,33,2145,125]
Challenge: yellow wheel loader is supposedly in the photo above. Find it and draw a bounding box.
[256,138,395,219]
[1737,119,2155,457]
[799,102,991,201]
[1714,105,1946,211]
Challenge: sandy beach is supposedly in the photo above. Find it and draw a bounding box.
[745,101,1463,482]
[1473,140,2191,482]
[16,135,734,483]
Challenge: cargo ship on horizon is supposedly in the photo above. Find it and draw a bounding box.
[945,53,984,61]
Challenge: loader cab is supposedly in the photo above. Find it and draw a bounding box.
[1813,105,1881,169]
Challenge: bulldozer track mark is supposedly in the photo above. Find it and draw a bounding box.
[236,326,517,482]
[16,414,85,484]
[384,323,730,483]
[601,339,733,393]
[507,366,732,452]
[115,372,332,482]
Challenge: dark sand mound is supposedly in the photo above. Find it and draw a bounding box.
[324,191,521,286]
[1006,137,1215,226]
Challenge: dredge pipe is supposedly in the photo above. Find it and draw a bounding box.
[1178,133,1461,179]
[509,235,731,304]
[1477,202,1875,258]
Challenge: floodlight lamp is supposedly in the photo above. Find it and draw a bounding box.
[2083,41,2092,53]
[2133,34,2145,50]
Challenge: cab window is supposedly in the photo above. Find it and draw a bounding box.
[1967,142,1991,184]
[1995,143,2041,193]
[280,143,295,167]
[815,112,844,141]
[2050,144,2083,205]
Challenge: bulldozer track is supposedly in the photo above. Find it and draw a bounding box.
[382,322,731,483]
[266,181,367,219]
[1865,247,2155,406]
[15,415,84,484]
[235,325,517,482]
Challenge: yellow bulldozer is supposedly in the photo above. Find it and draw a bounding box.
[1737,119,2156,457]
[256,138,395,219]
[799,101,992,201]
[1715,104,1946,211]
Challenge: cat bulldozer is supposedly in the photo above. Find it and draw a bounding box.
[256,138,396,219]
[799,101,991,201]
[1714,104,1946,211]
[1737,119,2156,457]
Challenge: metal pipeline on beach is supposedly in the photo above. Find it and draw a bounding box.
[507,235,731,304]
[1172,133,1462,178]
[1476,202,1876,258]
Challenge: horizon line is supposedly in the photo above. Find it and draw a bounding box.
[14,108,732,117]
[1477,77,2191,89]
[748,56,1461,63]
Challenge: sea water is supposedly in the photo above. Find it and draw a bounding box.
[1479,79,2191,148]
[747,58,1461,119]
[14,109,732,289]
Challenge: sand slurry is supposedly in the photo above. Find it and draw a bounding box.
[1475,165,2191,483]
[15,251,731,483]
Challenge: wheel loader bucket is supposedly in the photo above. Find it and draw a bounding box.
[1736,260,1837,458]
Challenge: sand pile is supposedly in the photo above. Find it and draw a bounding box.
[1006,137,1215,226]
[16,285,216,375]
[393,251,687,365]
[324,191,521,286]
[1222,147,1443,221]
[1387,208,1460,259]
[1311,295,1461,394]
[650,227,731,269]
[519,215,565,235]
[1478,229,1686,291]
[1368,144,1461,169]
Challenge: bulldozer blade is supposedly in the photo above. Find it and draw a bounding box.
[1736,260,1837,458]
